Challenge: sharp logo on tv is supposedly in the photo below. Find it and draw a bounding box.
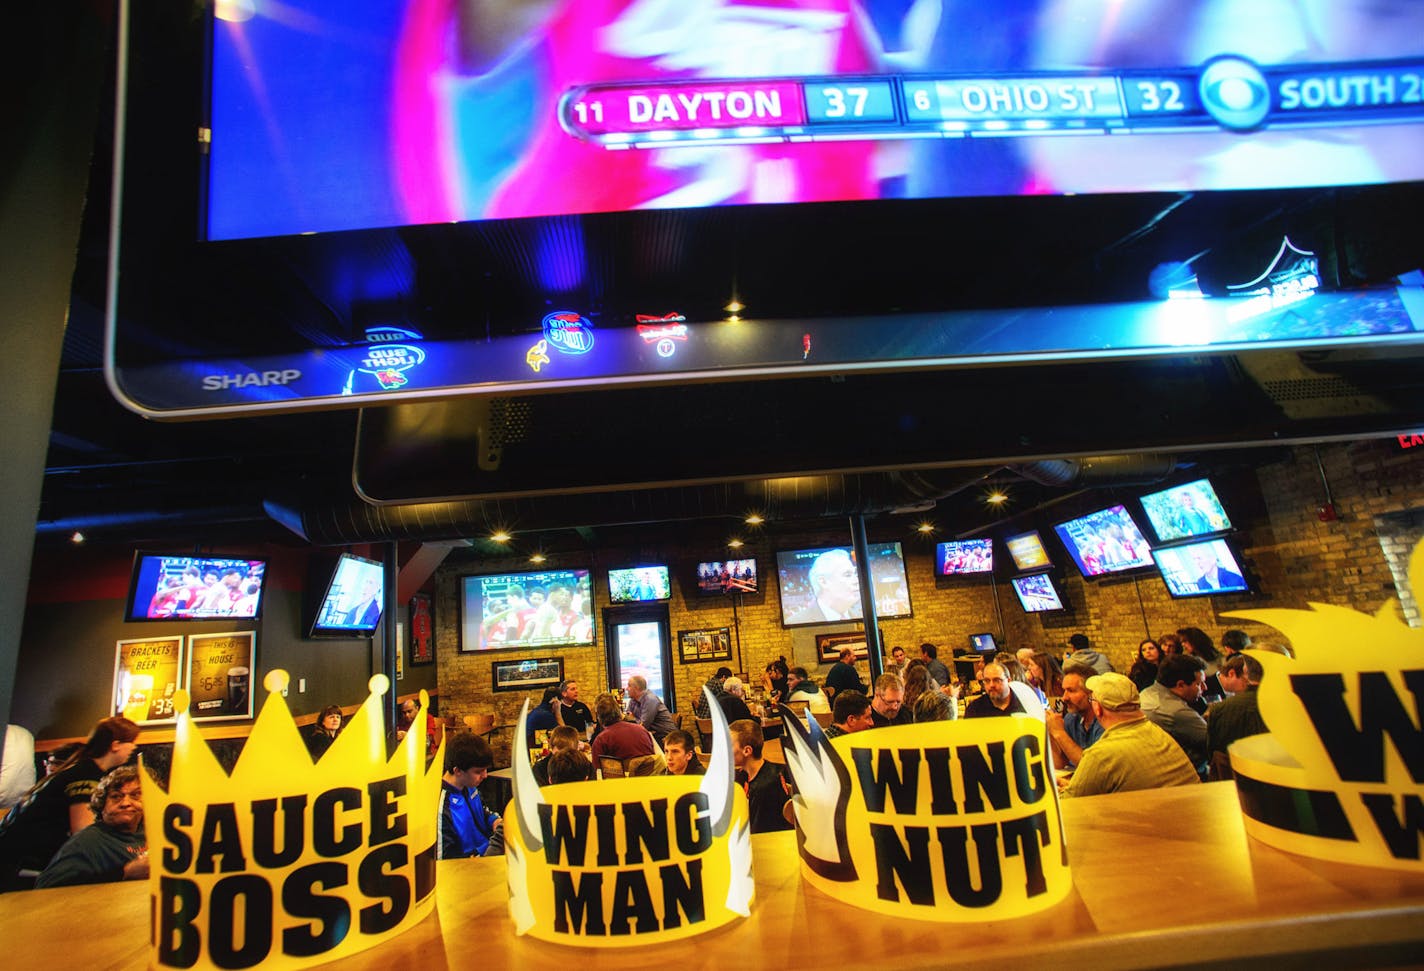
[202,369,301,391]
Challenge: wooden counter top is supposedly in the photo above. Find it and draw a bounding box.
[4,782,1421,968]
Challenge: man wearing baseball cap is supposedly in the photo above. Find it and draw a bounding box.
[1058,673,1199,798]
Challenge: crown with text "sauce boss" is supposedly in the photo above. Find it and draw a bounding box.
[142,672,443,971]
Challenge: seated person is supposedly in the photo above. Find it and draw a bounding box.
[438,733,502,858]
[589,693,654,762]
[396,698,441,759]
[1059,674,1199,797]
[626,676,678,745]
[554,680,593,735]
[825,648,866,696]
[663,730,705,776]
[786,667,831,714]
[532,725,594,786]
[717,677,755,723]
[964,662,1029,718]
[524,687,564,748]
[913,689,956,722]
[728,719,791,833]
[694,667,734,718]
[869,673,910,727]
[35,765,148,888]
[306,705,344,759]
[825,690,875,739]
[543,748,595,786]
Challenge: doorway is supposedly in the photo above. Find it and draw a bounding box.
[602,604,677,712]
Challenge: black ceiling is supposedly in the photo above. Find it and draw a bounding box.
[36,5,1424,553]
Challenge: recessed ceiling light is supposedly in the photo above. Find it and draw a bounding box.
[744,513,764,526]
[916,522,935,534]
[727,538,744,549]
[986,491,1008,506]
[70,531,85,544]
[490,531,512,544]
[724,299,744,314]
[529,553,546,564]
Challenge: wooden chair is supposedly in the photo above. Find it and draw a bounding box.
[811,710,833,729]
[696,718,715,751]
[785,699,809,721]
[762,737,785,764]
[464,713,497,739]
[598,756,626,779]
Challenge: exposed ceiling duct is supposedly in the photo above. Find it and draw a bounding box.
[1012,454,1181,489]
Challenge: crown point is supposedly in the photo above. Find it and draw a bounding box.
[419,689,430,709]
[173,688,190,715]
[265,669,290,694]
[369,674,390,696]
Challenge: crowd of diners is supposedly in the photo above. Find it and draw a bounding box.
[0,626,1280,882]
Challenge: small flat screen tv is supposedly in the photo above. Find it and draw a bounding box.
[1005,531,1051,572]
[1053,505,1154,577]
[969,632,999,654]
[935,539,993,576]
[1010,573,1064,613]
[696,559,758,595]
[776,542,912,627]
[462,568,595,650]
[1140,478,1234,543]
[310,553,385,635]
[608,566,672,603]
[1153,540,1251,598]
[126,553,268,621]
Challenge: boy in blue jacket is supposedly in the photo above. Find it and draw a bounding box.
[438,733,503,858]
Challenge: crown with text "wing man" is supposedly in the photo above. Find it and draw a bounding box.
[503,689,752,946]
[141,671,443,971]
[1224,537,1424,871]
[778,710,1072,921]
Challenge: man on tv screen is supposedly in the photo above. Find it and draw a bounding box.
[344,573,382,628]
[790,548,862,623]
[1185,544,1244,592]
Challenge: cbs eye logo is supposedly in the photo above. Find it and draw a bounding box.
[1199,57,1271,131]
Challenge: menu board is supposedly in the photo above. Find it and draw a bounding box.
[112,636,185,725]
[186,631,257,721]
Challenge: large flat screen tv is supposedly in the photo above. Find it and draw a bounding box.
[1153,540,1251,598]
[696,559,758,596]
[1005,530,1051,572]
[935,539,993,576]
[125,553,268,622]
[310,553,385,635]
[1053,505,1154,577]
[462,569,595,650]
[1010,573,1065,613]
[608,566,672,603]
[1140,478,1234,543]
[205,2,1424,240]
[775,542,912,627]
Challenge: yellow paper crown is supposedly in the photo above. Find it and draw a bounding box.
[142,670,444,970]
[1225,537,1424,871]
[502,691,753,946]
[779,712,1072,921]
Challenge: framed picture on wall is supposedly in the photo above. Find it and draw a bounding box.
[186,631,257,721]
[409,592,434,665]
[677,627,733,664]
[815,630,880,663]
[492,656,565,693]
[112,635,185,725]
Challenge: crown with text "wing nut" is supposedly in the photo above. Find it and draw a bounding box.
[778,711,1073,921]
[503,690,752,946]
[1224,538,1424,872]
[142,671,444,971]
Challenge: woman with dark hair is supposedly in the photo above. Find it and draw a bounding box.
[762,657,790,705]
[1178,626,1224,710]
[1158,632,1184,656]
[1028,652,1064,707]
[1129,639,1163,692]
[307,705,345,759]
[0,716,140,891]
[901,661,938,714]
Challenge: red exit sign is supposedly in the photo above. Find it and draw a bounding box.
[1398,433,1424,449]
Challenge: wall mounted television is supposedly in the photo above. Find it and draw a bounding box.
[462,568,595,650]
[1153,540,1251,598]
[935,539,993,576]
[696,559,758,596]
[1139,478,1233,543]
[309,553,385,636]
[1004,531,1051,572]
[125,553,268,622]
[608,565,672,603]
[1053,505,1154,577]
[1010,573,1064,613]
[775,542,912,627]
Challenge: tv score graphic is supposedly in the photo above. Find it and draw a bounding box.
[560,56,1424,146]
